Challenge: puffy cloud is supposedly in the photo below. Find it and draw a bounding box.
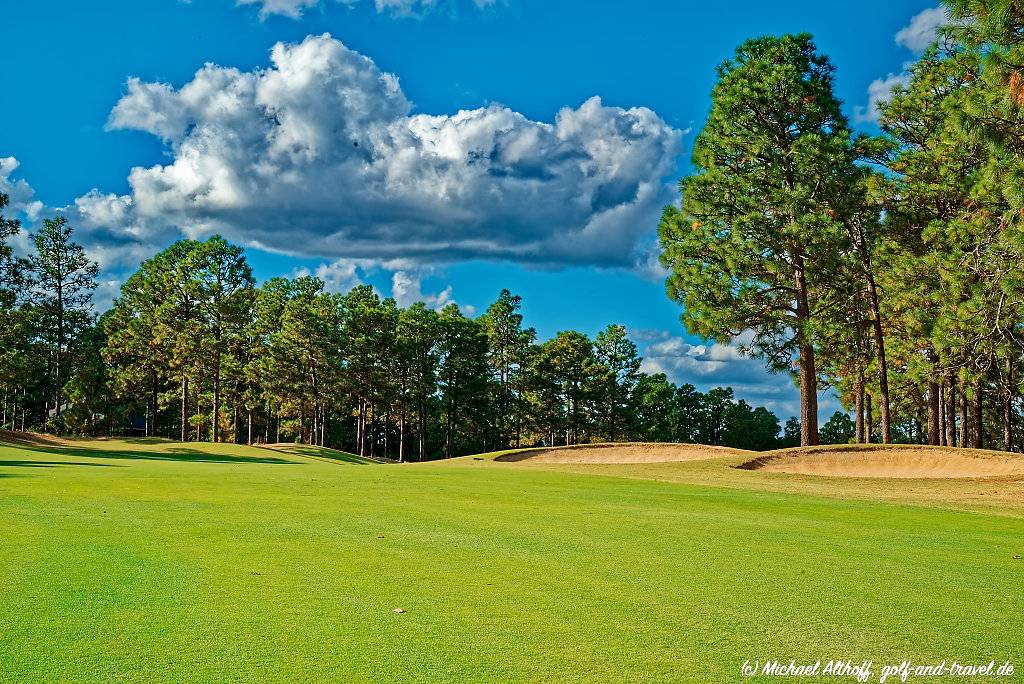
[391,269,453,308]
[895,6,949,53]
[5,35,679,313]
[99,34,681,269]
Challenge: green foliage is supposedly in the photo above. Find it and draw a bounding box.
[480,289,536,448]
[593,324,642,442]
[820,411,856,445]
[660,33,863,446]
[24,217,99,429]
[781,417,801,448]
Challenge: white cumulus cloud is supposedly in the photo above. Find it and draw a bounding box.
[97,33,681,269]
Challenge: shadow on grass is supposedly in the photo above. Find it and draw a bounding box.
[280,445,374,465]
[0,460,120,469]
[6,444,298,466]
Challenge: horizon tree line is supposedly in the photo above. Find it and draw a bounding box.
[0,220,825,456]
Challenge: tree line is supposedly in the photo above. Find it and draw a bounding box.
[0,220,827,456]
[660,5,1024,451]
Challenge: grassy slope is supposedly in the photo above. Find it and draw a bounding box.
[1,439,1022,682]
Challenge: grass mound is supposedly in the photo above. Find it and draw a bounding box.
[0,430,69,447]
[739,443,1024,479]
[493,442,750,464]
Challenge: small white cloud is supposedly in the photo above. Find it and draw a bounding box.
[0,157,43,222]
[855,5,947,125]
[237,0,330,19]
[238,0,495,20]
[391,268,459,311]
[638,332,797,414]
[316,258,367,293]
[853,71,911,123]
[895,6,949,53]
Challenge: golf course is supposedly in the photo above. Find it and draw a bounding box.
[2,434,1021,683]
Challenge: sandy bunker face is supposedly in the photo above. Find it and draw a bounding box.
[742,446,1024,479]
[495,443,747,464]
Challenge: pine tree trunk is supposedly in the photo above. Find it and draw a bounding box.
[151,368,159,437]
[373,405,379,456]
[794,260,818,447]
[864,273,892,443]
[927,379,940,446]
[958,383,968,448]
[974,381,984,449]
[399,411,405,463]
[855,379,865,443]
[866,393,873,444]
[212,354,220,443]
[945,373,957,447]
[1004,359,1014,452]
[247,409,253,446]
[181,375,189,442]
[53,285,65,423]
[419,395,427,462]
[357,398,365,457]
[938,382,947,446]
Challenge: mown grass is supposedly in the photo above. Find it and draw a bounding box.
[1,438,1022,682]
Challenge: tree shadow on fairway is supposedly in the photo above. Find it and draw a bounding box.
[7,445,299,466]
[277,445,374,465]
[0,460,120,468]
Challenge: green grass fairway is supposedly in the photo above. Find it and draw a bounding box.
[1,438,1022,682]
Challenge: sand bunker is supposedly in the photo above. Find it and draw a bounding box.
[495,442,748,464]
[740,446,1024,479]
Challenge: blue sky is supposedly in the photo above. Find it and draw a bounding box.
[0,0,940,419]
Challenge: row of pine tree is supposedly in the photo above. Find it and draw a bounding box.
[0,219,817,457]
[660,3,1024,450]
